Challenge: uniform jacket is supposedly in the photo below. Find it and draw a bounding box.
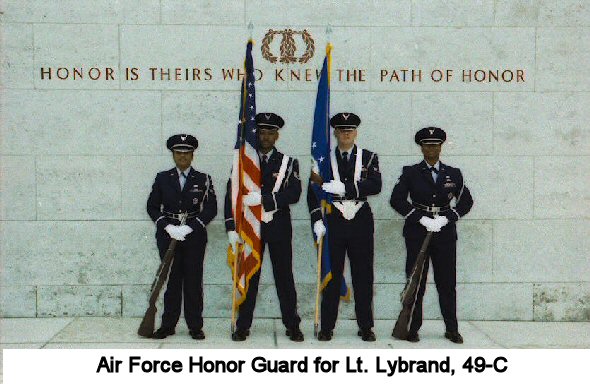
[390,160,473,241]
[307,145,382,223]
[147,167,217,242]
[224,149,301,240]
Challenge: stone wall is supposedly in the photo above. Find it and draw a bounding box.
[1,0,589,321]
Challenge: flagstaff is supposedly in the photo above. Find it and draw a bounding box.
[224,37,303,342]
[227,39,263,335]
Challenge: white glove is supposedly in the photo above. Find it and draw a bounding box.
[434,215,449,229]
[227,230,242,253]
[164,224,186,241]
[243,191,262,206]
[177,225,193,237]
[419,217,440,233]
[322,180,346,196]
[313,220,326,239]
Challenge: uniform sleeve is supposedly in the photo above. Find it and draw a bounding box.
[390,167,423,223]
[146,174,170,230]
[262,158,302,211]
[443,170,473,222]
[306,180,323,224]
[224,178,236,232]
[189,174,217,231]
[343,152,382,199]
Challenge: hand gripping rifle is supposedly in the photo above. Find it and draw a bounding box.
[138,213,187,337]
[392,231,433,340]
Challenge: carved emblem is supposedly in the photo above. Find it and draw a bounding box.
[261,29,315,64]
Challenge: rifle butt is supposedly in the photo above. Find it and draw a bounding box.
[392,309,411,340]
[137,307,156,337]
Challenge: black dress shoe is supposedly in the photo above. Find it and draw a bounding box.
[406,332,420,343]
[151,327,175,339]
[189,329,205,340]
[231,328,249,341]
[358,329,376,342]
[286,327,304,342]
[317,330,333,341]
[444,331,464,344]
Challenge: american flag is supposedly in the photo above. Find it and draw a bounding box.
[228,40,262,306]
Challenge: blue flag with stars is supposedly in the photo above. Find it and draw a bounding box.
[310,45,349,300]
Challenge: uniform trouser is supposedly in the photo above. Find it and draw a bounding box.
[236,235,301,331]
[157,236,207,331]
[405,235,458,333]
[321,208,375,332]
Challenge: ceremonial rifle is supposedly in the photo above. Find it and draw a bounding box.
[137,213,187,337]
[392,231,433,340]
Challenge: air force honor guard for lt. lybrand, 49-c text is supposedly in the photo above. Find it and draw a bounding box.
[390,127,473,344]
[146,134,217,340]
[308,112,382,342]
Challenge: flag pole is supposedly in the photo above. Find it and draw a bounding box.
[231,37,253,334]
[314,37,332,338]
[314,216,324,337]
[230,242,240,333]
[231,111,246,334]
[231,80,246,333]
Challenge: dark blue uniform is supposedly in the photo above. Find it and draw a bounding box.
[224,149,302,331]
[147,167,217,332]
[307,145,382,333]
[390,160,473,334]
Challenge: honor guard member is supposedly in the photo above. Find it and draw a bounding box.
[308,112,382,342]
[390,127,473,344]
[146,134,217,340]
[224,112,304,342]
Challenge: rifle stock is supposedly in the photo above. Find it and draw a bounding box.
[392,231,433,340]
[138,214,186,337]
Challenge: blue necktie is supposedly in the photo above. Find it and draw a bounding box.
[180,172,187,189]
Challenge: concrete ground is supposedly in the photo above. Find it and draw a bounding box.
[2,317,589,349]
